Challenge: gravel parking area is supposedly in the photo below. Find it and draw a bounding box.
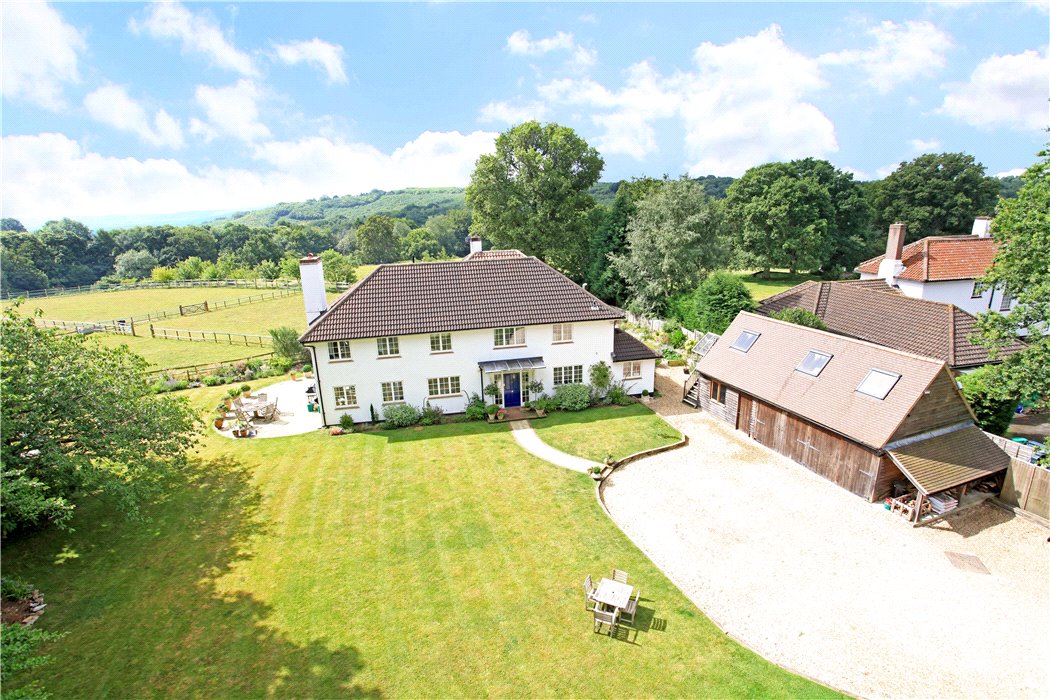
[602,367,1049,699]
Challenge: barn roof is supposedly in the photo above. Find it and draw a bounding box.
[696,312,950,449]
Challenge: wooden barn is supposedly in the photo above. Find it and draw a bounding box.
[686,313,1010,513]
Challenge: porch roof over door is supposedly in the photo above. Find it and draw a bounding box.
[478,356,546,373]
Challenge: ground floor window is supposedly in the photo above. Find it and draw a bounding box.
[427,376,461,397]
[333,385,357,408]
[381,380,405,403]
[709,380,727,404]
[623,360,642,379]
[553,365,584,385]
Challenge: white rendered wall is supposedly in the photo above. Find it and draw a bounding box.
[612,359,656,395]
[858,275,1014,317]
[309,320,629,425]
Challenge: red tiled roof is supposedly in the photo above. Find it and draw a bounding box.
[756,280,1027,369]
[855,236,998,282]
[300,252,623,343]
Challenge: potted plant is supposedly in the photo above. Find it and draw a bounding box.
[303,363,313,378]
[240,383,251,397]
[232,420,249,438]
[641,389,652,404]
[485,404,499,422]
[484,382,501,405]
[496,408,507,421]
[214,403,227,429]
[590,465,603,481]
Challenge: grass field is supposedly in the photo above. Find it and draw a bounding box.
[157,291,341,335]
[5,287,259,321]
[734,271,822,301]
[533,404,683,462]
[3,380,834,698]
[91,334,274,370]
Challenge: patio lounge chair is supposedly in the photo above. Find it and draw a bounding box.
[593,607,618,635]
[612,569,629,584]
[620,589,640,624]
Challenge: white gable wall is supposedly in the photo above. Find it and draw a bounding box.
[307,319,623,426]
[857,274,1014,317]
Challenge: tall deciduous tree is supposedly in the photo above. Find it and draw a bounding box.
[975,146,1050,408]
[354,215,406,264]
[466,121,604,276]
[1,306,199,536]
[585,178,663,306]
[724,163,834,274]
[611,177,726,315]
[113,249,159,279]
[871,152,999,238]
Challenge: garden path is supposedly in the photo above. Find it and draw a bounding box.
[509,420,600,473]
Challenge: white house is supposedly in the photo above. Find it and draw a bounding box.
[298,241,659,426]
[856,218,1013,317]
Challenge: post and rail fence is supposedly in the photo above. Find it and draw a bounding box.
[148,326,273,347]
[4,277,353,301]
[144,352,278,382]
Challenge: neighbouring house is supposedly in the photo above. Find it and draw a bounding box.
[856,218,1013,317]
[756,279,1028,372]
[685,312,1010,512]
[298,240,659,426]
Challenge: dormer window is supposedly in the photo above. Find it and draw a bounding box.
[857,369,901,400]
[796,351,832,377]
[730,330,760,353]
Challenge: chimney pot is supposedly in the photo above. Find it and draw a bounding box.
[972,216,992,238]
[467,235,483,255]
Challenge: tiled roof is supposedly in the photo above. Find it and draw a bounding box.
[612,329,662,362]
[300,252,623,343]
[889,425,1010,495]
[697,313,949,449]
[756,280,1026,369]
[856,236,998,281]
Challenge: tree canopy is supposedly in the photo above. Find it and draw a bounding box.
[1,306,199,536]
[611,177,726,315]
[466,121,604,276]
[871,152,999,238]
[975,146,1050,408]
[692,272,756,334]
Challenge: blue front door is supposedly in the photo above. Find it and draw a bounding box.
[503,373,521,407]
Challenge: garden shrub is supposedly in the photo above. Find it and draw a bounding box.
[246,358,264,373]
[202,376,223,387]
[553,383,591,411]
[770,307,828,331]
[607,384,633,406]
[338,414,355,431]
[1,577,33,601]
[485,404,499,415]
[667,326,687,349]
[302,363,313,374]
[533,395,557,413]
[465,404,487,421]
[270,356,294,373]
[420,404,444,426]
[383,404,420,428]
[958,367,1017,435]
[1,623,65,700]
[693,272,756,334]
[588,361,612,400]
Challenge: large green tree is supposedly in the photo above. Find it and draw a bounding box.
[725,166,833,274]
[113,249,159,279]
[354,215,407,264]
[585,178,663,305]
[611,177,726,315]
[692,272,757,334]
[1,306,199,536]
[975,147,1050,409]
[466,121,604,275]
[871,152,999,238]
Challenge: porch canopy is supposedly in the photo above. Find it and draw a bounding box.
[478,356,546,373]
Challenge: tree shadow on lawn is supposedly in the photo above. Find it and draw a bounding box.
[4,455,381,698]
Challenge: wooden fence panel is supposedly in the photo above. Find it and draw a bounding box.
[149,325,272,347]
[1001,459,1050,520]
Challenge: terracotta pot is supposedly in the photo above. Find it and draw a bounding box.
[214,419,224,429]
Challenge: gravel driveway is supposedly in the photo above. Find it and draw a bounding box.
[602,367,1049,699]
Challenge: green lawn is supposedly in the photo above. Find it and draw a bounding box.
[157,291,341,334]
[3,382,836,698]
[533,404,683,462]
[5,287,258,321]
[90,334,273,370]
[734,271,823,301]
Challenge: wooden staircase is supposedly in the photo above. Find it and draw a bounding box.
[683,371,702,408]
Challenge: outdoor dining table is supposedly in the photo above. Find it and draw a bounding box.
[592,578,633,612]
[240,398,270,417]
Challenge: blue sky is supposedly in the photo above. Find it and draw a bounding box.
[2,1,1047,229]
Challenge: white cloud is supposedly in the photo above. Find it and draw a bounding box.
[84,85,185,148]
[939,49,1049,131]
[995,167,1026,177]
[2,131,497,228]
[193,80,270,142]
[1,1,85,110]
[819,20,953,93]
[478,100,549,125]
[570,46,598,71]
[274,38,348,84]
[129,1,257,77]
[909,137,942,152]
[578,14,598,24]
[506,30,575,55]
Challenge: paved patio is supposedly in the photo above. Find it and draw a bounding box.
[214,378,323,439]
[600,365,1049,699]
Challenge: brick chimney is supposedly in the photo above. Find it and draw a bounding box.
[971,216,992,238]
[878,222,907,285]
[467,235,483,255]
[299,254,328,325]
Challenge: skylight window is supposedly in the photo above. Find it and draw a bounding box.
[729,330,760,353]
[796,351,832,377]
[856,369,901,400]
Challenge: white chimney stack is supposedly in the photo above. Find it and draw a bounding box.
[972,216,992,238]
[299,254,328,325]
[878,222,907,286]
[467,235,483,255]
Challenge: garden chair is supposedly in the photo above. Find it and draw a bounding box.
[259,400,279,422]
[583,575,597,610]
[234,407,255,426]
[620,589,641,624]
[255,393,268,403]
[612,569,629,584]
[593,607,618,635]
